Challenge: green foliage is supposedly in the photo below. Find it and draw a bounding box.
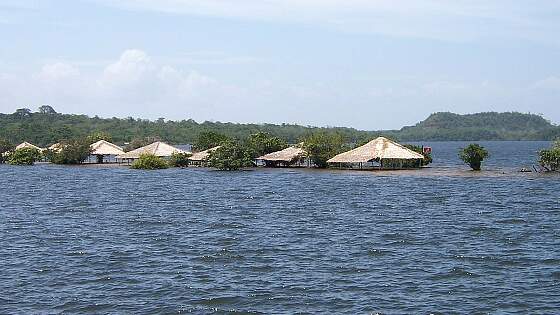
[246,132,288,159]
[87,131,113,144]
[38,105,57,114]
[7,147,42,165]
[208,140,253,171]
[131,153,169,170]
[0,108,558,147]
[0,138,15,163]
[459,143,489,171]
[539,139,560,171]
[398,112,557,141]
[169,152,192,167]
[403,144,432,166]
[303,132,345,168]
[194,131,229,151]
[48,138,92,164]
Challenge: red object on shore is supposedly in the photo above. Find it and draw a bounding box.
[423,147,432,154]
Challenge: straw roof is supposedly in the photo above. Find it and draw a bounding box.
[257,145,306,162]
[189,146,221,162]
[16,142,42,151]
[118,141,184,159]
[327,137,424,163]
[48,143,63,152]
[90,140,124,156]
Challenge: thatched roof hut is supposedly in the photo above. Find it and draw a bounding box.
[48,143,63,152]
[117,141,185,160]
[257,145,307,162]
[16,142,42,151]
[90,140,124,156]
[327,137,424,164]
[189,146,221,162]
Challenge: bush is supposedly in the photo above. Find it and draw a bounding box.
[7,147,42,165]
[459,143,489,170]
[131,153,169,170]
[169,152,192,167]
[303,132,345,168]
[539,140,560,171]
[208,140,253,171]
[48,138,92,164]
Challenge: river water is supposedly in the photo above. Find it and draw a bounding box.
[1,141,559,314]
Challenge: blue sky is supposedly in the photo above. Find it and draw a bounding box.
[1,0,560,130]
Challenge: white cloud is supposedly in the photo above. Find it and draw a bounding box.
[33,62,80,81]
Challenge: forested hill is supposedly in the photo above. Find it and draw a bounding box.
[396,112,559,141]
[0,107,558,146]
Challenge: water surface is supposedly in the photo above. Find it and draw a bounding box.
[1,141,559,313]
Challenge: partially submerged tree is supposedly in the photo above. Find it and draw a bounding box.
[131,153,169,170]
[47,138,92,164]
[208,140,253,171]
[303,131,345,168]
[7,147,42,166]
[459,143,489,171]
[539,139,560,172]
[169,152,192,168]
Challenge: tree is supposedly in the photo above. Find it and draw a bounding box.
[169,152,192,167]
[303,131,345,168]
[7,147,42,165]
[194,131,229,151]
[48,138,92,164]
[87,131,113,144]
[539,139,560,172]
[38,105,57,114]
[208,140,253,170]
[0,138,15,164]
[459,143,489,171]
[131,153,169,170]
[246,132,288,159]
[14,108,32,118]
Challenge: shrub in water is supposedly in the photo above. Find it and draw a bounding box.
[7,147,42,165]
[131,153,169,170]
[169,152,191,167]
[208,140,253,171]
[47,138,92,164]
[459,143,489,171]
[303,131,345,168]
[539,139,560,172]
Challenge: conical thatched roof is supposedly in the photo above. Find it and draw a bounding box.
[257,144,306,162]
[327,137,424,163]
[189,146,221,162]
[16,142,42,151]
[118,141,184,159]
[48,143,63,152]
[90,140,124,156]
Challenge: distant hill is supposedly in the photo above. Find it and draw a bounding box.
[395,112,559,141]
[0,107,558,146]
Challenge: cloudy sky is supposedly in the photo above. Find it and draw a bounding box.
[1,0,560,129]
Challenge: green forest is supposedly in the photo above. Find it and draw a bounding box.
[0,106,558,147]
